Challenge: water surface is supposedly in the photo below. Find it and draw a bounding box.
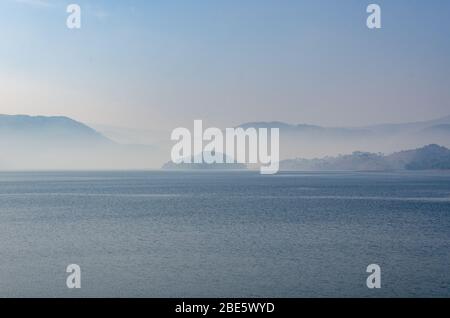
[0,171,449,297]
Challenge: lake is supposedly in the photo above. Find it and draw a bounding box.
[0,171,449,297]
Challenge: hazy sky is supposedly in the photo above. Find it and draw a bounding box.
[1,0,449,130]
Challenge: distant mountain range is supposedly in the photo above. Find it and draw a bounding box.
[0,114,161,170]
[2,113,450,170]
[239,114,450,135]
[280,144,450,171]
[0,114,111,145]
[237,115,450,159]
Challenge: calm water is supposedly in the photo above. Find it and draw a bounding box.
[0,171,449,297]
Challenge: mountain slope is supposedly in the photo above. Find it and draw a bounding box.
[0,114,112,145]
[0,115,163,170]
[237,115,450,159]
[280,144,450,171]
[162,152,247,170]
[388,144,450,170]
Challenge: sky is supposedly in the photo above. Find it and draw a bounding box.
[0,0,449,131]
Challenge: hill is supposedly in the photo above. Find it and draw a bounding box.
[237,115,450,160]
[280,144,450,171]
[0,115,160,170]
[0,114,111,145]
[162,152,247,170]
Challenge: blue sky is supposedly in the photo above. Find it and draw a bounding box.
[0,0,449,130]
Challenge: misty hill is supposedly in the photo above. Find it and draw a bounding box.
[387,144,450,170]
[238,121,370,136]
[280,152,389,171]
[3,113,450,171]
[280,144,450,171]
[366,115,450,132]
[237,115,450,160]
[422,124,450,135]
[0,115,161,170]
[0,114,112,146]
[162,152,247,170]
